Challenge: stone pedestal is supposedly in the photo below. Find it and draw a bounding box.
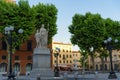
[30,48,54,79]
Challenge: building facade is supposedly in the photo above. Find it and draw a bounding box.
[72,51,81,70]
[90,50,120,71]
[51,42,81,70]
[0,34,35,75]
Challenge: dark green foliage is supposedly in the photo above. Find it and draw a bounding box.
[33,3,58,44]
[0,0,35,49]
[69,12,120,52]
[0,0,58,50]
[69,12,105,51]
[69,12,120,71]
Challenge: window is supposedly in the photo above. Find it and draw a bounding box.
[66,60,68,63]
[100,64,102,70]
[2,41,7,50]
[26,63,32,72]
[105,64,107,70]
[27,56,32,60]
[59,60,61,63]
[66,55,68,58]
[2,55,6,60]
[27,40,32,51]
[0,63,7,72]
[70,55,72,58]
[15,56,19,60]
[66,50,68,52]
[54,60,57,63]
[96,65,98,71]
[76,54,77,56]
[14,63,20,72]
[63,55,65,59]
[114,64,118,70]
[59,54,61,58]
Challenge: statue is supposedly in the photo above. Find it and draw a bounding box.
[35,24,48,48]
[35,30,40,48]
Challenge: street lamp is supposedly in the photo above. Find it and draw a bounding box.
[4,26,23,80]
[89,46,94,52]
[104,37,118,79]
[54,47,60,77]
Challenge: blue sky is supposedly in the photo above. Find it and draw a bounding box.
[16,0,120,50]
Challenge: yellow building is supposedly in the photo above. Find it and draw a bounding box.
[72,51,81,70]
[51,42,81,70]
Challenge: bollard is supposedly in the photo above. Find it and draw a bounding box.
[0,74,3,80]
[74,72,78,80]
[63,72,68,80]
[95,71,98,80]
[36,74,41,80]
[82,71,85,78]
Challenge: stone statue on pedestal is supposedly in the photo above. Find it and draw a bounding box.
[35,24,48,48]
[30,24,54,80]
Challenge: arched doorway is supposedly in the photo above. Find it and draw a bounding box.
[14,63,20,72]
[105,64,107,70]
[26,63,32,72]
[114,64,118,71]
[96,64,98,71]
[0,63,7,72]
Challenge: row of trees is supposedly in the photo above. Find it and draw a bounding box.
[69,12,120,71]
[0,0,58,51]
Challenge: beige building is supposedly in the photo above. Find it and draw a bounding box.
[51,42,81,70]
[93,50,120,71]
[72,51,81,70]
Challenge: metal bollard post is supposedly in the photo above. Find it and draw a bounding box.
[82,71,85,78]
[63,72,67,80]
[0,74,3,80]
[36,74,41,80]
[95,71,98,80]
[74,72,78,80]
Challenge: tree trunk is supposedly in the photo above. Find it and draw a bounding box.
[91,55,94,72]
[101,57,105,72]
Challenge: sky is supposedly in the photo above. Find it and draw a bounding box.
[16,0,120,51]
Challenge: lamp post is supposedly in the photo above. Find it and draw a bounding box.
[4,26,23,80]
[54,47,60,77]
[104,37,118,79]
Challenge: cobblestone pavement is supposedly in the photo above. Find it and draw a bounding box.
[1,72,120,80]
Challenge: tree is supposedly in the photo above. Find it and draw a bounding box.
[32,3,58,44]
[96,48,108,71]
[103,18,120,48]
[0,0,35,51]
[0,0,58,49]
[68,12,120,71]
[68,12,105,71]
[79,49,89,73]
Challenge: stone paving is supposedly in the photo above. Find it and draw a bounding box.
[1,72,120,80]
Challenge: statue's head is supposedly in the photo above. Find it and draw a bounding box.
[41,24,44,28]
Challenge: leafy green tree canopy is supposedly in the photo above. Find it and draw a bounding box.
[68,12,120,51]
[0,0,58,50]
[33,3,58,44]
[69,12,105,51]
[0,0,35,49]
